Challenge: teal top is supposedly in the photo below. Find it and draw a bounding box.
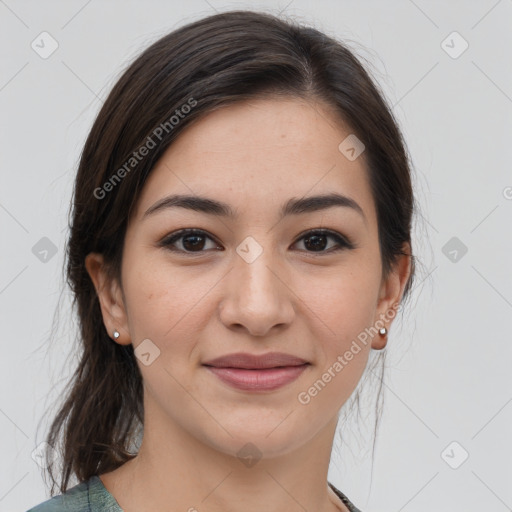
[26,475,362,511]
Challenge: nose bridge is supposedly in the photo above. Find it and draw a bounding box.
[235,236,282,307]
[219,235,294,335]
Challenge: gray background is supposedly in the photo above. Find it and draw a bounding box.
[1,1,511,511]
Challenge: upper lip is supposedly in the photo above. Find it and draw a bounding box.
[203,352,309,369]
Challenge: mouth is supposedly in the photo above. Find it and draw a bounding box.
[202,351,309,369]
[202,352,310,391]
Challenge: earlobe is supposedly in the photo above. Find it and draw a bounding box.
[372,326,388,350]
[84,252,131,345]
[371,245,412,350]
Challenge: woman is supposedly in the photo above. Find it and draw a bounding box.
[27,9,415,512]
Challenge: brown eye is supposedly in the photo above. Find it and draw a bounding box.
[293,230,354,253]
[159,228,355,256]
[160,229,221,253]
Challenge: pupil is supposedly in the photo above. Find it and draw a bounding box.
[183,235,205,251]
[180,233,329,252]
[304,234,326,251]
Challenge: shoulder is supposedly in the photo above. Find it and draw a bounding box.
[25,477,95,512]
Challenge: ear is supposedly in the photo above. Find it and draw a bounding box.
[84,252,131,345]
[372,243,412,350]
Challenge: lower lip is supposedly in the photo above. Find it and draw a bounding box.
[204,364,309,391]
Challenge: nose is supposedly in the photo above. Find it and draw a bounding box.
[218,246,295,337]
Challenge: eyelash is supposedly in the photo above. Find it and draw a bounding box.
[159,228,355,256]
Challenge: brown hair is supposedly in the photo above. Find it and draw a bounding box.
[41,9,417,495]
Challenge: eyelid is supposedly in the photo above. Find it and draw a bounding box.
[158,228,222,253]
[158,227,356,254]
[293,228,355,251]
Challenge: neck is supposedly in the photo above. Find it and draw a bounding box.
[100,392,347,512]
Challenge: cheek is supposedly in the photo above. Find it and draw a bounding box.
[122,257,216,356]
[296,264,380,400]
[296,279,376,413]
[300,264,380,339]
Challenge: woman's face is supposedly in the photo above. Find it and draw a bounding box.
[87,97,410,459]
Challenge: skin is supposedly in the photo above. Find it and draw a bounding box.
[85,97,411,512]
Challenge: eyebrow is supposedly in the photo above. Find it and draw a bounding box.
[143,192,367,223]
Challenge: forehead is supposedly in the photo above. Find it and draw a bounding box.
[133,97,376,224]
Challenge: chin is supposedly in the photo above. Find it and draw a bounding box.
[202,423,312,462]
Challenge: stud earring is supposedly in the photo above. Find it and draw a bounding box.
[113,330,120,339]
[378,327,387,336]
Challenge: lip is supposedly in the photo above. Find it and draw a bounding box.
[203,352,309,369]
[205,365,309,391]
[202,352,310,392]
